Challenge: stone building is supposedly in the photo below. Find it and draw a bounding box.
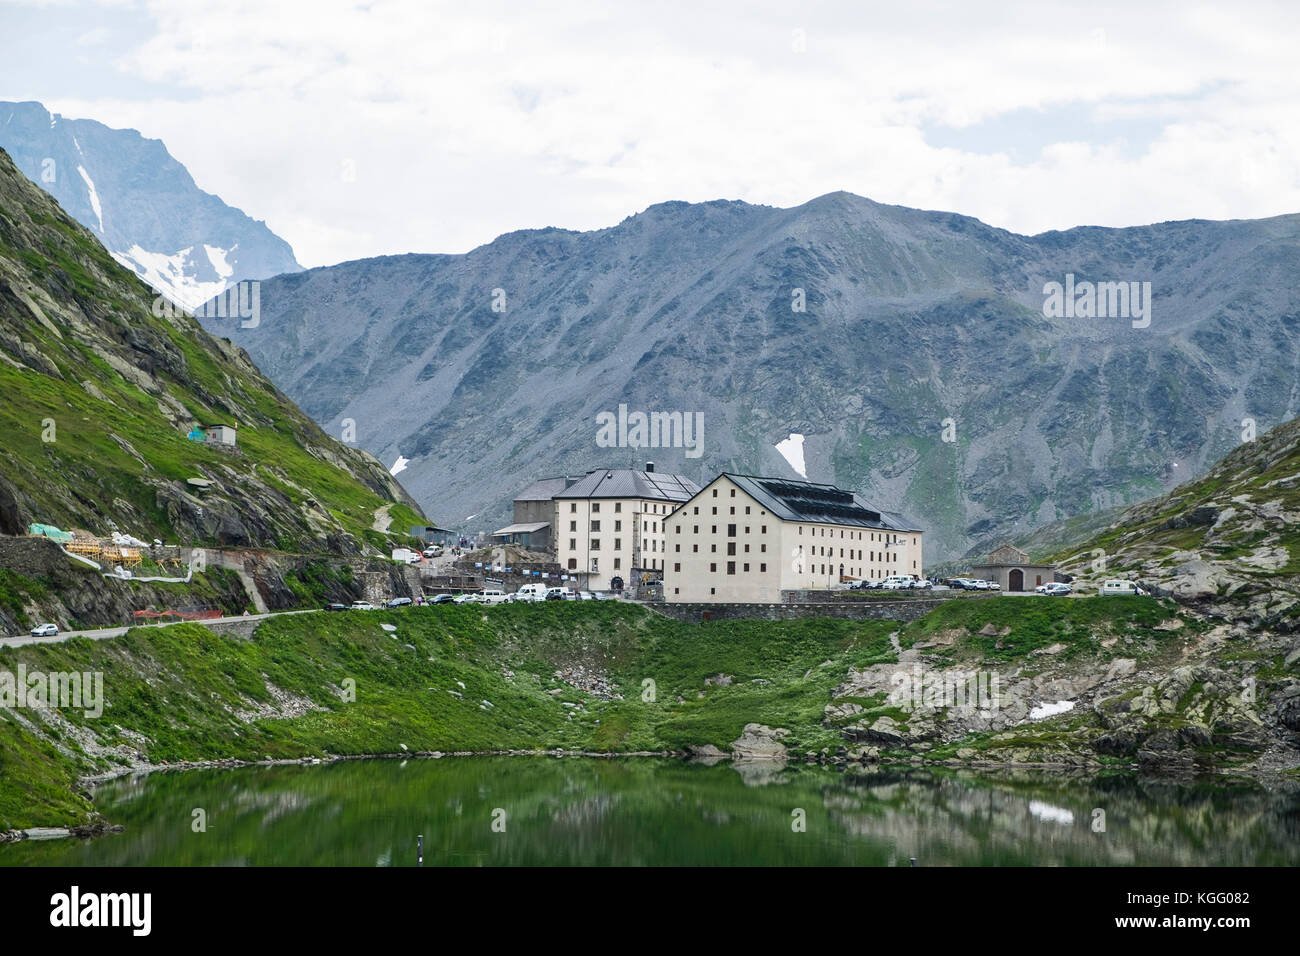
[664,473,923,603]
[969,544,1057,592]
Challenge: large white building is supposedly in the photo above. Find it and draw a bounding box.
[664,473,923,603]
[552,465,701,591]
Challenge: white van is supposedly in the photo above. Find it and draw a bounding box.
[545,587,576,601]
[880,576,913,590]
[479,589,508,605]
[1099,579,1147,596]
[513,583,549,603]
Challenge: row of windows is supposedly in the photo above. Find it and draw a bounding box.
[570,538,660,553]
[567,501,673,515]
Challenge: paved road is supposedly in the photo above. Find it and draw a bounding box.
[0,609,314,649]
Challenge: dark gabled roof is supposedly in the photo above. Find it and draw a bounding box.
[553,468,701,502]
[514,476,581,501]
[686,473,919,532]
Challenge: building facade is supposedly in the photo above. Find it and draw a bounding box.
[664,473,923,603]
[969,545,1056,592]
[552,466,701,590]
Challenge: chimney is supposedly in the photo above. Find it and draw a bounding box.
[645,461,655,473]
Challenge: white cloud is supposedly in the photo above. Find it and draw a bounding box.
[23,0,1300,266]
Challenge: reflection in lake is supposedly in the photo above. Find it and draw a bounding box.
[5,757,1298,866]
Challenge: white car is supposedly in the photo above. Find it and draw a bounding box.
[29,623,59,637]
[576,591,596,600]
[453,593,481,604]
[513,583,550,603]
[350,601,377,611]
[1036,582,1072,596]
[479,589,509,605]
[545,587,577,601]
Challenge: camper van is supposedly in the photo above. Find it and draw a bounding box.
[1099,579,1147,596]
[513,583,550,603]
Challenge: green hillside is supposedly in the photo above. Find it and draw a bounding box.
[0,146,424,553]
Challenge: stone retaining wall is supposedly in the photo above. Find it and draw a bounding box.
[652,599,948,623]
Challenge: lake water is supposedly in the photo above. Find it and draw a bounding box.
[5,757,1298,866]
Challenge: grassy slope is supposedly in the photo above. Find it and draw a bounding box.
[0,149,424,550]
[0,597,1207,830]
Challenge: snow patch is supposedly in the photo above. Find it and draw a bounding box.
[76,165,104,233]
[110,244,233,313]
[1029,699,1075,720]
[776,433,807,478]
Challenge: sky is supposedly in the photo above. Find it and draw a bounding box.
[2,0,1298,268]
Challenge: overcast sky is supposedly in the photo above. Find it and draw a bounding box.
[3,0,1298,268]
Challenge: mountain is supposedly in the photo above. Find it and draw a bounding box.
[200,192,1300,560]
[0,100,301,310]
[0,146,424,553]
[1052,413,1300,625]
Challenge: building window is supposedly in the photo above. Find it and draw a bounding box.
[711,544,717,553]
[693,544,698,552]
[615,503,622,512]
[730,489,735,497]
[761,525,766,534]
[743,563,749,572]
[592,503,600,513]
[727,524,736,536]
[712,507,717,515]
[591,520,601,532]
[675,525,680,534]
[726,561,736,575]
[614,538,621,550]
[745,506,750,514]
[760,563,767,572]
[712,489,718,497]
[760,544,766,553]
[591,558,598,572]
[615,520,622,532]
[693,506,699,514]
[614,558,621,569]
[727,543,736,556]
[591,539,600,550]
[569,521,577,532]
[693,525,698,534]
[568,558,577,569]
[710,563,717,572]
[675,543,680,552]
[710,587,716,595]
[570,538,577,550]
[674,563,681,572]
[712,525,717,534]
[570,503,577,513]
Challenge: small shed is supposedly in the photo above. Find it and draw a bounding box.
[203,423,238,446]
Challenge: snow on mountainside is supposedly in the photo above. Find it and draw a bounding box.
[0,100,301,309]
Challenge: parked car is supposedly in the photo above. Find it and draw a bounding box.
[323,603,349,612]
[577,591,596,600]
[1036,582,1073,596]
[351,601,378,611]
[386,597,413,608]
[514,583,550,603]
[479,589,509,605]
[985,581,1001,591]
[880,577,911,590]
[1099,579,1148,596]
[422,547,443,558]
[429,594,455,604]
[453,593,481,604]
[29,623,58,637]
[545,587,576,601]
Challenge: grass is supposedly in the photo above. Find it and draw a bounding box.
[0,603,901,828]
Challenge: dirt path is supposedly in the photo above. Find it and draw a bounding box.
[372,504,393,533]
